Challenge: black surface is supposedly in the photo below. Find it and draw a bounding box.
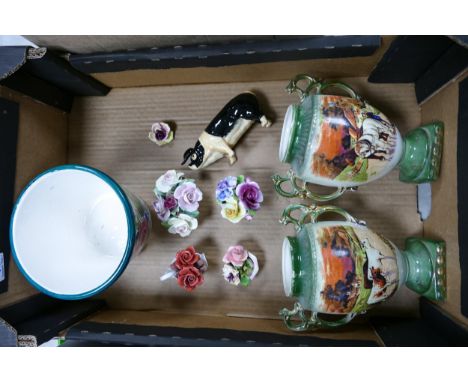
[1,69,74,111]
[0,46,109,112]
[69,36,381,73]
[65,321,378,347]
[0,294,61,325]
[371,316,449,346]
[368,36,454,83]
[371,299,468,346]
[458,77,468,318]
[420,298,468,344]
[368,36,468,103]
[415,43,468,103]
[22,49,109,96]
[0,98,19,294]
[0,294,106,345]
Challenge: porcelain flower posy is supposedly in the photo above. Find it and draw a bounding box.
[148,122,174,146]
[216,175,263,223]
[222,244,259,287]
[153,170,202,237]
[160,246,208,292]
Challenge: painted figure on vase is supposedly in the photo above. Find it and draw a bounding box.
[311,96,398,184]
[314,225,399,314]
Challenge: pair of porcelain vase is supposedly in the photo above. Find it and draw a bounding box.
[274,75,446,331]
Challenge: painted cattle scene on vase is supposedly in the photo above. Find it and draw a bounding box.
[310,96,399,183]
[314,224,400,315]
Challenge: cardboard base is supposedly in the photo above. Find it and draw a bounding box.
[68,78,422,320]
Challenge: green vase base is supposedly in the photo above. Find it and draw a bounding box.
[404,237,446,301]
[399,122,444,183]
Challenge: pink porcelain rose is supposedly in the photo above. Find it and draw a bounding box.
[223,245,249,267]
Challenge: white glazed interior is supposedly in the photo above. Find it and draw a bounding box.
[279,104,295,163]
[11,169,129,296]
[282,237,293,297]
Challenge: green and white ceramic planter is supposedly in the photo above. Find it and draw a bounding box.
[280,204,446,331]
[10,165,152,300]
[272,74,444,202]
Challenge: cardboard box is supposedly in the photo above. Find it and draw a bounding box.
[1,36,467,346]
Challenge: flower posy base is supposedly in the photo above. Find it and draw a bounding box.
[222,245,259,287]
[161,246,208,292]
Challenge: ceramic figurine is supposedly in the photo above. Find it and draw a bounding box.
[182,92,271,170]
[272,74,444,202]
[279,204,446,331]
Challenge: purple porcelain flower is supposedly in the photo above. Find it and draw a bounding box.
[174,181,203,212]
[153,196,170,222]
[149,122,174,146]
[236,179,263,211]
[215,176,237,202]
[164,195,178,211]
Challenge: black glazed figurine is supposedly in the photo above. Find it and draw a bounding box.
[182,92,271,169]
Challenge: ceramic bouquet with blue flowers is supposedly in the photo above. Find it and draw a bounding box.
[153,170,203,237]
[215,175,263,223]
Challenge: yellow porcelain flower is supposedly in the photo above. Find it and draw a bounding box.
[221,197,247,223]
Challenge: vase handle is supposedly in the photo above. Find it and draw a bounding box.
[286,74,320,100]
[280,302,356,331]
[316,80,362,101]
[286,74,363,102]
[272,170,347,202]
[280,204,366,231]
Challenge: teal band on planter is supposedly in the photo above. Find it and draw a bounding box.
[9,164,136,300]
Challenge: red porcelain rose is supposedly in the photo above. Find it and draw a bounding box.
[175,246,199,270]
[177,266,204,291]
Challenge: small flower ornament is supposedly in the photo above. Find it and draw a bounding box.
[148,122,174,146]
[222,245,259,287]
[160,246,208,292]
[153,170,202,237]
[216,175,263,223]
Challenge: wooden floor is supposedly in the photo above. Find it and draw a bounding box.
[68,78,422,319]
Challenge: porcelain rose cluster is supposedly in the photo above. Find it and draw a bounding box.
[215,175,263,223]
[153,170,202,237]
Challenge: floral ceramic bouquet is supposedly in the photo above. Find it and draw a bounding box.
[222,245,259,287]
[148,122,174,146]
[216,175,263,223]
[153,170,202,237]
[160,246,208,292]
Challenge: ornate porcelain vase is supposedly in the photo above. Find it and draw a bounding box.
[279,204,446,331]
[273,74,444,202]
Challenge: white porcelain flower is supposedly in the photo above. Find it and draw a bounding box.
[167,213,198,237]
[223,263,240,285]
[155,170,183,194]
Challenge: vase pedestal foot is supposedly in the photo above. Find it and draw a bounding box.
[399,122,444,183]
[403,237,446,301]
